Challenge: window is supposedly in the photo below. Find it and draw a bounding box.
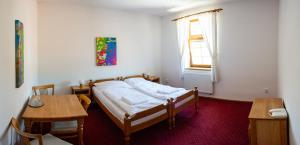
[188,19,212,68]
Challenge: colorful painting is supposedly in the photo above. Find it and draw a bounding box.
[96,37,117,66]
[15,20,24,88]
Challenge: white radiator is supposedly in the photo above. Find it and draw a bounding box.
[183,71,213,94]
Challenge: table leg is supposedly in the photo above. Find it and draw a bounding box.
[77,118,84,145]
[24,120,32,133]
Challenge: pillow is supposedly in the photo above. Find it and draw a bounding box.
[124,78,146,86]
[94,80,132,90]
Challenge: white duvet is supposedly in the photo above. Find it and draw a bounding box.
[93,87,166,126]
[93,81,164,115]
[124,78,189,100]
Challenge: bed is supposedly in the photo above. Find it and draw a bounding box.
[89,78,172,145]
[123,75,199,128]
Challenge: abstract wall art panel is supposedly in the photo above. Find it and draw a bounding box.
[96,37,117,66]
[15,20,24,88]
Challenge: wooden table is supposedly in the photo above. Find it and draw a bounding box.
[22,95,88,145]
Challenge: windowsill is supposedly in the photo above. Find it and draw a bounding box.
[185,67,211,71]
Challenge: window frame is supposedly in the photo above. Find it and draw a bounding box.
[188,19,212,69]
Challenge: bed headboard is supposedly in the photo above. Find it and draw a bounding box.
[89,77,123,87]
[123,74,147,80]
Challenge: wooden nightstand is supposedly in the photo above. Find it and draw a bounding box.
[71,85,91,98]
[145,76,160,83]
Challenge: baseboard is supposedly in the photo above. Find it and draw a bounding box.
[199,95,253,103]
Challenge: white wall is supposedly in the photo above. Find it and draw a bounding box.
[38,2,162,94]
[278,0,300,144]
[161,0,279,101]
[0,0,38,144]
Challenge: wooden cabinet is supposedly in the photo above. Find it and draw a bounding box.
[71,85,91,98]
[248,98,288,145]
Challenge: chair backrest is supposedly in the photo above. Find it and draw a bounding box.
[78,95,91,111]
[11,118,43,145]
[32,84,54,96]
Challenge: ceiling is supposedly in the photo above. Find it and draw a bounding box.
[38,0,241,16]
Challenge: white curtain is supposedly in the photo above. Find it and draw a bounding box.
[198,12,219,82]
[176,12,219,82]
[176,18,190,79]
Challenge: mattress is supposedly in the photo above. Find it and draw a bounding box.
[93,87,167,126]
[124,78,195,108]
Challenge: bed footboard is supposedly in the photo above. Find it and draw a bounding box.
[94,92,171,145]
[123,100,171,145]
[171,87,199,128]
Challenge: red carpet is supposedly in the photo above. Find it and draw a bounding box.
[79,97,251,145]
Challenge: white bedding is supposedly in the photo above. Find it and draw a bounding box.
[101,87,163,115]
[124,78,195,109]
[121,94,148,105]
[124,78,189,100]
[93,82,167,126]
[94,80,133,89]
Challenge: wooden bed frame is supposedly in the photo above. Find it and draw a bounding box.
[123,74,199,128]
[89,78,172,145]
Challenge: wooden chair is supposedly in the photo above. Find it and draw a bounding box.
[78,94,92,111]
[10,117,72,145]
[50,95,91,139]
[32,84,55,134]
[32,84,54,96]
